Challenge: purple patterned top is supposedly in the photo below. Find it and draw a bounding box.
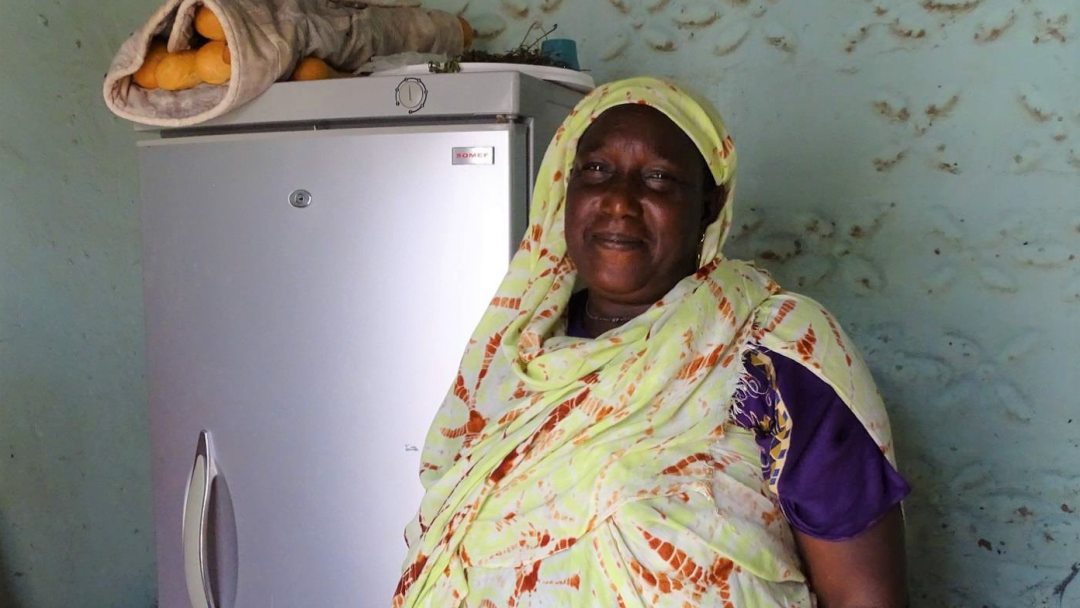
[734,349,910,540]
[566,291,911,541]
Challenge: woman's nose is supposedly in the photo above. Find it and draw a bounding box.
[599,173,644,218]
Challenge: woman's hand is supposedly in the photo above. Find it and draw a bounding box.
[794,505,908,608]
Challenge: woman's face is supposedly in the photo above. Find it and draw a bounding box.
[565,104,722,308]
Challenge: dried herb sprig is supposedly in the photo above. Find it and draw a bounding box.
[429,22,571,73]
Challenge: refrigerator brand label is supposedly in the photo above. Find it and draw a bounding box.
[452,147,495,165]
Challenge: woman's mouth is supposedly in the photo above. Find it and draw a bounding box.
[590,231,646,250]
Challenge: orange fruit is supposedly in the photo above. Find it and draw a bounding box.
[290,57,343,81]
[155,50,202,91]
[132,41,169,89]
[196,41,231,84]
[194,6,226,41]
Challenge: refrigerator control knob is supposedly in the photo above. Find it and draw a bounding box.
[394,77,428,114]
[288,189,313,208]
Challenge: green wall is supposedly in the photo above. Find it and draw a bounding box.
[0,1,156,606]
[2,0,1078,606]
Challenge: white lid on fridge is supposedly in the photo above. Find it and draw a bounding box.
[150,71,590,131]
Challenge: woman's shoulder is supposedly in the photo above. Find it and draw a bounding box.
[743,284,898,466]
[709,257,784,305]
[713,258,843,324]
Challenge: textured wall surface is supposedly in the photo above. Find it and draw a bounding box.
[425,0,1080,606]
[0,0,157,606]
[2,0,1077,605]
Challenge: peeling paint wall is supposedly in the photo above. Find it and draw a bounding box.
[0,1,156,606]
[430,0,1080,605]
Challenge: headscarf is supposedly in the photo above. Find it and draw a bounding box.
[392,77,895,607]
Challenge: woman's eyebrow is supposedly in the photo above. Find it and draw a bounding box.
[575,137,611,155]
[576,137,688,168]
[650,152,682,164]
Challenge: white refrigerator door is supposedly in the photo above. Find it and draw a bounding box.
[139,123,528,607]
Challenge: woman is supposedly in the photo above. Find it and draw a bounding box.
[393,77,910,607]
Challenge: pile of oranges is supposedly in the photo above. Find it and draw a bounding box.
[132,7,474,91]
[133,7,232,91]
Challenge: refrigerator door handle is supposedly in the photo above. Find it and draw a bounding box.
[182,431,217,608]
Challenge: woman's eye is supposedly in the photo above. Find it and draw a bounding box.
[645,170,673,181]
[572,163,608,182]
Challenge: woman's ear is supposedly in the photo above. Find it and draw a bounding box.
[700,182,727,230]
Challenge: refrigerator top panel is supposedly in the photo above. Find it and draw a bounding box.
[138,72,587,133]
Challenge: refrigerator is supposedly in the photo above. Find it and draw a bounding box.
[136,72,585,607]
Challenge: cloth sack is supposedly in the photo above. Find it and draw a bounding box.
[103,0,463,127]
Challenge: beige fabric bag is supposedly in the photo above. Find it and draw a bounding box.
[103,0,463,127]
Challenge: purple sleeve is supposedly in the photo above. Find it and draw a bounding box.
[731,349,911,541]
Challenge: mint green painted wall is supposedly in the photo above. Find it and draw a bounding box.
[427,0,1080,605]
[0,1,156,606]
[2,0,1078,606]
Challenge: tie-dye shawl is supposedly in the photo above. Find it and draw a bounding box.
[393,77,897,608]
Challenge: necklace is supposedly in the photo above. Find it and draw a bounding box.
[583,298,635,324]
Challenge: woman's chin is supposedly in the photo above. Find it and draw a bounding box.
[586,275,657,303]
